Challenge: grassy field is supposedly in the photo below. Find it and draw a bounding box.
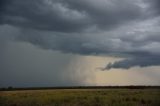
[0,89,160,106]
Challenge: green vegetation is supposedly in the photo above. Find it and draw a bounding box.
[0,89,160,106]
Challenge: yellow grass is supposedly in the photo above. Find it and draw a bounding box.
[0,89,160,106]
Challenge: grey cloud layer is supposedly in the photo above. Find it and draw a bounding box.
[0,0,160,69]
[103,54,160,70]
[0,0,143,32]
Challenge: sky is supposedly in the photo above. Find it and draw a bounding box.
[0,0,160,87]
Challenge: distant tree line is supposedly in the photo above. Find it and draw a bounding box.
[0,86,160,91]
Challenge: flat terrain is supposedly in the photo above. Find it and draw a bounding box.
[0,89,160,106]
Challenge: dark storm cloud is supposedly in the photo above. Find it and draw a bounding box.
[61,0,143,29]
[0,0,91,32]
[102,54,160,70]
[0,0,160,70]
[0,0,143,32]
[145,0,160,15]
[16,30,107,55]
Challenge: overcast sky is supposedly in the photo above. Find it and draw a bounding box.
[0,0,160,87]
